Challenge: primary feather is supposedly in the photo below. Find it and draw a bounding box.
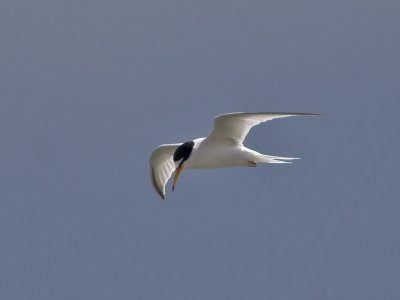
[149,144,180,199]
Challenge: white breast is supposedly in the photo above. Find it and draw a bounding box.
[184,138,252,169]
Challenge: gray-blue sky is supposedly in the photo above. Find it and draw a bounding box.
[1,0,399,299]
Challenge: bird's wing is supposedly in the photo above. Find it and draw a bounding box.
[205,112,320,145]
[149,143,181,199]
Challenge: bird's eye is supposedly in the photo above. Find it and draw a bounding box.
[173,141,194,163]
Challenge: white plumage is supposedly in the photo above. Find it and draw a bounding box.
[149,112,319,199]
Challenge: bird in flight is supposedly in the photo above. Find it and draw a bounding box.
[149,112,319,199]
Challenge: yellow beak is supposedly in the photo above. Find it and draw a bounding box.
[172,166,183,191]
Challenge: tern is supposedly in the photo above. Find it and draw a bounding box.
[149,112,319,199]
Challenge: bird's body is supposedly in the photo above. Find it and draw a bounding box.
[184,138,252,169]
[183,138,288,169]
[149,112,319,199]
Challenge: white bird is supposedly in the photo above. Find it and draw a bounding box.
[149,112,319,199]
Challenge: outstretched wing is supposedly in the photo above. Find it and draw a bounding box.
[149,143,180,199]
[205,112,320,145]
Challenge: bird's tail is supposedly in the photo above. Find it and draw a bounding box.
[256,154,300,164]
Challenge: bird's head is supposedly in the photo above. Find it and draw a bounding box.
[172,141,194,191]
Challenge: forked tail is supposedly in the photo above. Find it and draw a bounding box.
[256,154,300,164]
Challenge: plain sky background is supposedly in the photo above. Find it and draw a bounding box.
[1,0,399,299]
